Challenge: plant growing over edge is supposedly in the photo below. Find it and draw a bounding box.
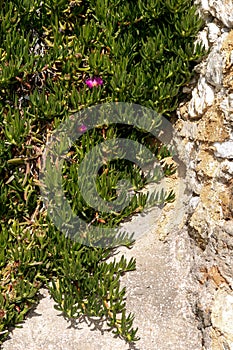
[0,0,205,345]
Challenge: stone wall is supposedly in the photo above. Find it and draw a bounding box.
[172,1,233,348]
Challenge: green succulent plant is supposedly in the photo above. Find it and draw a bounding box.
[0,0,205,345]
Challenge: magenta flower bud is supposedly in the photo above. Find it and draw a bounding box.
[85,76,103,88]
[77,124,87,133]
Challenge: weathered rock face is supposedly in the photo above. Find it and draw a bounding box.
[172,1,233,348]
[195,0,233,29]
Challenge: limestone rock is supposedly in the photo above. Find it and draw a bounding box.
[188,33,229,118]
[221,160,233,178]
[195,0,233,28]
[220,94,233,122]
[188,77,215,117]
[211,289,233,348]
[196,28,209,50]
[196,149,220,178]
[176,5,233,349]
[207,23,221,43]
[205,47,225,88]
[213,141,233,159]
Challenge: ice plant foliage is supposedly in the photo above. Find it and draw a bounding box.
[85,77,103,88]
[0,0,205,345]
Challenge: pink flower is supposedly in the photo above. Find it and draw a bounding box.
[85,76,103,88]
[77,124,87,133]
